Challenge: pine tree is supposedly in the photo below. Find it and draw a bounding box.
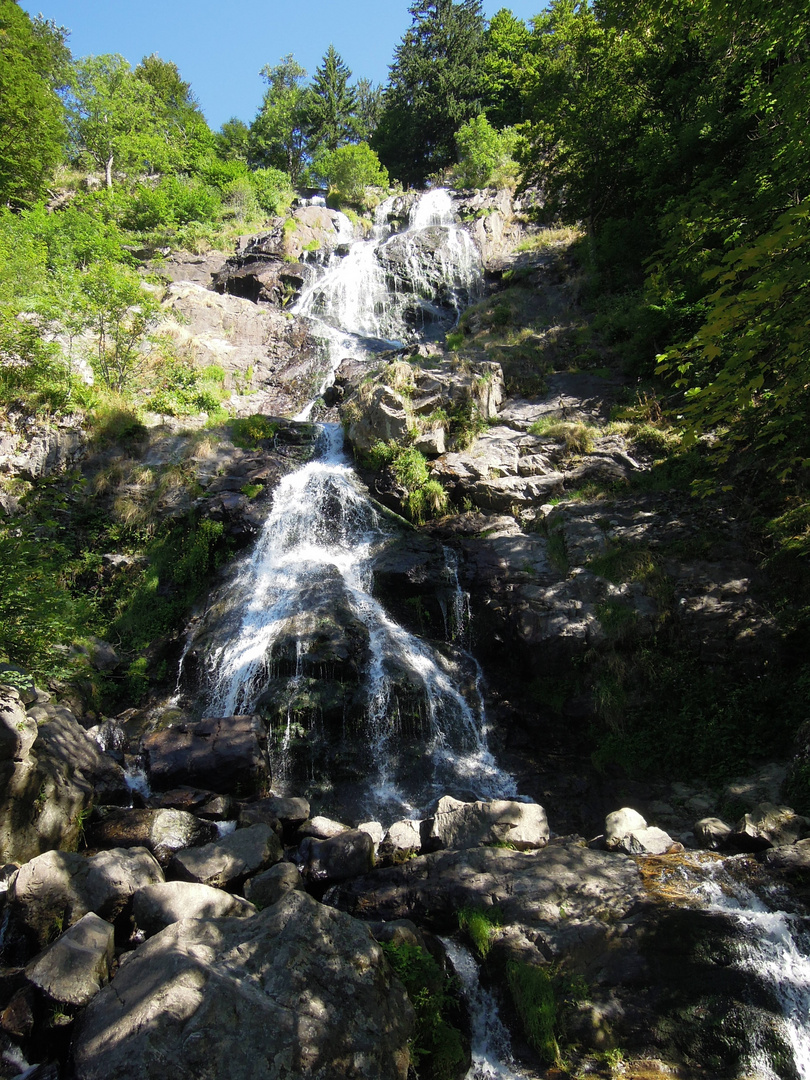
[306,45,357,153]
[373,0,486,186]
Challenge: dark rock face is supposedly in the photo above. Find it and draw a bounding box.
[72,890,413,1080]
[143,715,270,796]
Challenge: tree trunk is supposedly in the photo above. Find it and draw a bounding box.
[105,155,114,189]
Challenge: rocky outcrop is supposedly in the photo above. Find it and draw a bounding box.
[72,890,413,1080]
[0,687,127,865]
[25,912,115,1008]
[160,282,321,416]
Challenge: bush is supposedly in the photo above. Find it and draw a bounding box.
[454,116,519,189]
[316,143,388,205]
[250,167,294,216]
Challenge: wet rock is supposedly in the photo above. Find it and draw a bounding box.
[167,823,282,890]
[426,796,549,852]
[11,847,164,949]
[85,809,219,866]
[243,862,303,910]
[25,912,114,1007]
[298,829,375,885]
[695,817,733,851]
[237,794,309,834]
[149,787,235,821]
[72,890,413,1080]
[729,803,810,852]
[143,714,270,796]
[132,881,256,937]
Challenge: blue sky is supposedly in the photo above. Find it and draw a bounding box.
[21,1,545,131]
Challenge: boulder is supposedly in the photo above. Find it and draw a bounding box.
[72,891,413,1080]
[239,794,309,829]
[168,823,282,890]
[243,862,303,910]
[694,817,733,851]
[85,809,219,865]
[382,819,423,860]
[605,808,648,850]
[25,912,114,1007]
[357,821,385,856]
[729,803,810,852]
[1,688,128,865]
[346,385,411,453]
[298,815,349,840]
[426,797,549,852]
[298,829,375,885]
[132,881,256,937]
[617,826,679,857]
[11,847,164,948]
[143,715,270,796]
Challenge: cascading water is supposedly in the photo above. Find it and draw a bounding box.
[201,190,513,820]
[441,939,531,1080]
[693,863,810,1079]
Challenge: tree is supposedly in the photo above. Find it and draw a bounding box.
[249,55,309,185]
[373,0,487,186]
[216,117,250,162]
[316,143,388,204]
[353,79,384,142]
[0,0,70,206]
[68,54,175,187]
[306,44,357,152]
[481,8,532,128]
[134,53,214,168]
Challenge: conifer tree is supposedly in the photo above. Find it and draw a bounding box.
[373,0,486,186]
[306,44,357,153]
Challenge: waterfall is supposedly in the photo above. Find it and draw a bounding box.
[440,939,531,1080]
[199,190,514,820]
[693,865,810,1079]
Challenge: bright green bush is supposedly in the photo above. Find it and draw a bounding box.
[454,116,519,189]
[317,143,388,205]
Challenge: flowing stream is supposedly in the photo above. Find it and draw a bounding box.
[202,190,514,821]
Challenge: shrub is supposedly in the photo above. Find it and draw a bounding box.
[317,143,388,205]
[454,116,519,189]
[457,905,502,958]
[250,167,294,216]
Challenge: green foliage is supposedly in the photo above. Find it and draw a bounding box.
[0,533,93,676]
[0,0,70,207]
[528,418,597,455]
[374,0,488,186]
[122,176,221,231]
[229,414,279,449]
[367,441,448,524]
[249,55,309,184]
[381,942,466,1080]
[250,167,294,216]
[305,45,357,152]
[315,143,388,206]
[457,904,502,958]
[454,115,518,189]
[506,962,560,1067]
[147,352,226,416]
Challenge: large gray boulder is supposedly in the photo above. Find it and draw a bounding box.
[25,912,114,1007]
[72,890,413,1080]
[11,847,164,948]
[729,803,810,852]
[426,796,549,852]
[167,823,282,890]
[132,881,256,937]
[243,862,303,910]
